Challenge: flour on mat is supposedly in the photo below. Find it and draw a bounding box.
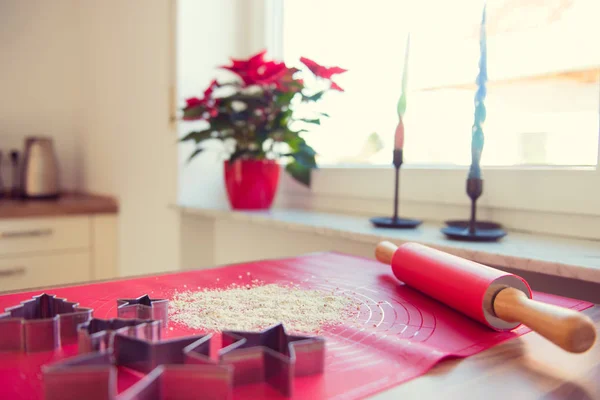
[170,282,359,333]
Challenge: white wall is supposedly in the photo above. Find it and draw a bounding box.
[177,0,267,208]
[0,0,82,190]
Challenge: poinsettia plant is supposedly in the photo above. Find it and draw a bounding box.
[180,50,346,186]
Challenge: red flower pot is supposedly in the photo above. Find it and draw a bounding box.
[224,159,280,210]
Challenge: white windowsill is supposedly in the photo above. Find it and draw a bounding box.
[179,205,600,284]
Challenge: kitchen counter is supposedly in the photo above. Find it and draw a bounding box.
[0,193,118,219]
[181,205,600,284]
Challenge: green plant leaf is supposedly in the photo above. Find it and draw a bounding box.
[291,145,317,168]
[273,109,294,129]
[297,118,320,125]
[283,132,305,152]
[179,129,212,143]
[302,91,325,102]
[320,112,330,118]
[186,148,204,164]
[275,91,296,108]
[285,161,311,186]
[182,106,207,120]
[220,93,268,108]
[300,143,317,157]
[229,149,261,164]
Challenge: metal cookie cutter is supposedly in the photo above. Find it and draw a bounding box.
[117,295,169,328]
[43,351,116,400]
[113,331,215,373]
[77,318,162,354]
[43,331,233,400]
[220,323,326,397]
[0,293,92,353]
[119,364,233,400]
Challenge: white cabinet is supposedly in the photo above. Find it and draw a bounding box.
[0,215,118,293]
[0,216,89,256]
[0,252,90,292]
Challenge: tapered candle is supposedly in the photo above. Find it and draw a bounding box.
[394,34,410,160]
[396,33,410,120]
[469,5,487,180]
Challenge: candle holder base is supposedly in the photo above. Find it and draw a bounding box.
[441,220,506,242]
[370,216,422,229]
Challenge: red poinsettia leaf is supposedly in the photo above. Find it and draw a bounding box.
[300,56,347,79]
[299,57,320,75]
[248,49,268,68]
[224,50,267,72]
[185,97,203,108]
[203,80,219,98]
[245,60,287,86]
[330,80,344,92]
[326,66,348,76]
[219,50,290,87]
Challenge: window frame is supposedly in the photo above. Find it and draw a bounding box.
[263,0,600,239]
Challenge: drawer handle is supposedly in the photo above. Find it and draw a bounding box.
[0,266,26,278]
[0,229,53,239]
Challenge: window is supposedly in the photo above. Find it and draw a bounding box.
[281,0,599,167]
[265,0,600,239]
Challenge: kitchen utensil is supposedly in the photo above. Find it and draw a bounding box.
[21,136,60,199]
[117,294,169,328]
[77,318,161,354]
[9,150,20,198]
[220,323,325,397]
[43,343,233,400]
[375,241,597,353]
[0,293,92,352]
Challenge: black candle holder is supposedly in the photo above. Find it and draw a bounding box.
[370,150,422,229]
[441,177,506,241]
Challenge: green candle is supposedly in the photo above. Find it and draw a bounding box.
[396,33,410,119]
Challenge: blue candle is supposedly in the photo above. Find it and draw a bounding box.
[469,4,487,180]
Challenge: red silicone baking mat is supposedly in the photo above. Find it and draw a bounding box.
[0,252,593,400]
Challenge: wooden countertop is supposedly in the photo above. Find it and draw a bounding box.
[0,193,118,219]
[376,306,600,399]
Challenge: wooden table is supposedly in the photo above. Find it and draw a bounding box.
[374,306,600,400]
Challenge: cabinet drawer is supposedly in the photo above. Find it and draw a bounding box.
[0,217,90,256]
[0,252,91,293]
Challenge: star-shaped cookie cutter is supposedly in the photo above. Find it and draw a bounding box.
[0,293,92,353]
[43,329,233,400]
[118,364,232,400]
[113,330,215,373]
[219,323,325,397]
[43,351,117,400]
[77,318,162,354]
[117,294,169,328]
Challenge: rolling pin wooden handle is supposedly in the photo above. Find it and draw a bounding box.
[493,287,597,353]
[375,241,398,265]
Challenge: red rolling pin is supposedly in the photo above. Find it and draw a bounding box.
[376,241,597,353]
